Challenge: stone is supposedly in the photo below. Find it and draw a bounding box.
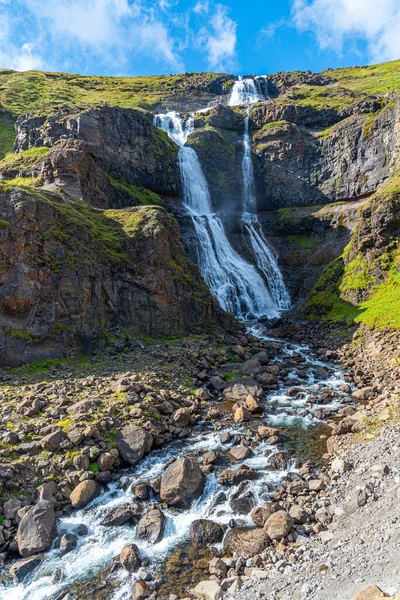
[258,426,279,439]
[16,501,57,557]
[209,557,227,578]
[70,480,101,509]
[160,457,205,507]
[172,408,191,428]
[352,387,375,401]
[245,395,263,413]
[241,360,262,376]
[98,452,116,472]
[223,527,270,559]
[315,507,332,525]
[223,378,263,402]
[234,407,251,423]
[190,519,225,546]
[132,482,150,500]
[308,479,324,492]
[264,510,293,540]
[100,504,142,527]
[251,504,272,527]
[136,509,165,544]
[369,463,389,477]
[289,504,308,524]
[353,585,389,600]
[116,425,153,466]
[193,580,223,600]
[132,579,149,600]
[9,555,43,582]
[120,543,141,572]
[4,497,22,520]
[229,496,254,515]
[59,533,77,555]
[228,445,254,461]
[331,458,351,474]
[40,430,66,452]
[203,451,218,465]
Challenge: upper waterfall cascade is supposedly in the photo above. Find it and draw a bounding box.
[228,76,265,106]
[154,111,278,319]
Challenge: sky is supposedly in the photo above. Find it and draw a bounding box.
[0,0,400,77]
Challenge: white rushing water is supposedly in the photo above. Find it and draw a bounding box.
[228,76,264,107]
[154,111,278,319]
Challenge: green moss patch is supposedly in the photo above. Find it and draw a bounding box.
[107,174,164,206]
[324,60,400,96]
[0,146,50,172]
[0,115,15,160]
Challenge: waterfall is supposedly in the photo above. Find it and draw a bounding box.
[228,76,264,107]
[154,111,278,319]
[229,82,291,311]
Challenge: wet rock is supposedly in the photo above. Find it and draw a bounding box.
[264,510,293,540]
[258,426,279,439]
[16,501,57,557]
[100,503,142,527]
[190,519,225,546]
[120,543,141,572]
[193,580,223,600]
[203,450,218,465]
[228,445,254,461]
[9,555,43,582]
[132,578,149,600]
[230,495,254,515]
[136,509,165,544]
[70,480,101,509]
[59,533,77,555]
[132,482,150,500]
[245,395,263,413]
[160,457,205,507]
[219,468,259,486]
[116,425,154,466]
[241,359,262,376]
[223,526,270,559]
[220,432,232,444]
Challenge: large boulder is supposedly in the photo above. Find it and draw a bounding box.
[190,519,225,546]
[223,527,270,559]
[16,501,57,557]
[9,555,43,582]
[264,510,293,540]
[70,480,101,509]
[100,503,142,527]
[160,457,205,507]
[223,378,263,402]
[193,580,223,600]
[136,509,165,544]
[120,543,141,572]
[116,425,154,466]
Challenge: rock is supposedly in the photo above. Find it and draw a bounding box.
[193,580,223,600]
[40,430,66,452]
[369,462,389,477]
[308,479,324,492]
[245,395,263,413]
[352,387,375,401]
[160,457,205,507]
[219,467,259,486]
[4,497,22,520]
[209,557,227,578]
[136,509,165,544]
[16,501,57,557]
[172,407,191,428]
[331,458,351,474]
[289,504,308,524]
[132,482,150,500]
[9,555,43,582]
[251,504,272,526]
[203,451,218,465]
[354,585,389,600]
[100,503,142,526]
[190,519,225,546]
[241,359,262,376]
[116,425,154,466]
[315,507,332,525]
[98,452,116,472]
[120,543,141,572]
[223,527,270,559]
[234,407,251,423]
[70,480,101,509]
[230,495,254,515]
[228,445,254,461]
[264,510,293,540]
[258,426,279,439]
[209,376,226,391]
[37,482,57,504]
[223,378,263,402]
[59,533,77,555]
[132,579,149,600]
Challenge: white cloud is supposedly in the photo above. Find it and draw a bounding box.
[193,0,209,14]
[291,0,400,62]
[200,4,237,70]
[0,5,46,70]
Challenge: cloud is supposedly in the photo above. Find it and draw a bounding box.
[0,4,46,70]
[193,0,209,14]
[257,17,287,47]
[199,4,237,70]
[291,0,400,62]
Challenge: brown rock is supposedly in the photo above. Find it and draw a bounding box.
[228,445,254,461]
[353,585,389,600]
[264,510,293,540]
[136,509,165,544]
[116,425,153,466]
[132,579,149,600]
[160,457,205,507]
[16,501,57,557]
[251,504,272,526]
[70,480,101,509]
[234,407,251,422]
[120,543,141,572]
[223,527,270,559]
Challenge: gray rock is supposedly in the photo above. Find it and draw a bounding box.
[16,501,57,557]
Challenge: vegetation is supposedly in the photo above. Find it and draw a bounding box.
[0,114,15,160]
[278,84,361,112]
[324,60,400,95]
[0,146,50,172]
[107,174,164,206]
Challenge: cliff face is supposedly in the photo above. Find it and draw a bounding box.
[0,187,236,366]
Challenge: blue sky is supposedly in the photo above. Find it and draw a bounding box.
[1,0,400,76]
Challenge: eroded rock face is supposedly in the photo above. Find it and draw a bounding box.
[16,501,57,557]
[160,457,205,507]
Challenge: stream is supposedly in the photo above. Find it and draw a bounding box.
[0,323,353,600]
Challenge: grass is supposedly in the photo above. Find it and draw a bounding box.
[107,174,164,206]
[278,84,361,112]
[0,146,50,172]
[356,268,400,329]
[286,234,322,253]
[0,177,40,192]
[260,120,287,131]
[0,115,15,160]
[324,60,400,95]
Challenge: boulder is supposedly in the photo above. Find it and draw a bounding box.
[223,526,270,559]
[190,519,225,546]
[234,407,251,423]
[132,579,149,600]
[40,430,66,452]
[120,543,141,572]
[70,480,101,509]
[223,378,263,402]
[116,425,153,466]
[251,504,272,527]
[193,580,223,600]
[160,458,205,507]
[59,533,77,555]
[289,504,308,524]
[354,586,389,600]
[230,495,254,515]
[245,395,263,413]
[264,510,293,540]
[136,509,165,544]
[331,458,351,474]
[258,426,279,439]
[16,501,57,557]
[9,555,43,582]
[228,445,254,461]
[241,359,262,376]
[172,408,191,428]
[100,503,142,526]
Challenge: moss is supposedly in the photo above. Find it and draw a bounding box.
[260,120,287,131]
[339,254,374,293]
[323,60,400,95]
[54,322,71,333]
[0,219,9,228]
[88,462,100,473]
[362,115,375,140]
[0,146,50,172]
[107,174,164,206]
[356,266,400,329]
[0,115,15,160]
[0,177,40,192]
[224,370,241,383]
[8,329,32,340]
[286,234,322,253]
[278,84,361,112]
[55,418,73,432]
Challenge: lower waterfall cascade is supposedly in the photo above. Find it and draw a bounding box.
[154,111,279,320]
